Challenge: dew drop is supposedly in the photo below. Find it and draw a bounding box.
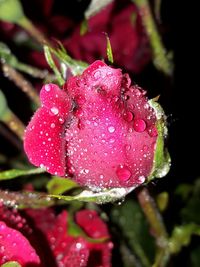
[93,70,101,80]
[124,111,134,122]
[76,242,82,250]
[44,84,51,91]
[51,107,59,115]
[116,166,132,182]
[133,119,146,132]
[147,126,158,137]
[138,175,145,184]
[58,117,65,124]
[109,137,115,143]
[108,126,115,133]
[51,123,55,128]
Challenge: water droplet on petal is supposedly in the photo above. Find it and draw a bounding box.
[124,111,134,122]
[108,126,115,133]
[143,145,148,151]
[58,117,65,124]
[109,137,115,143]
[93,70,101,80]
[133,119,146,132]
[44,84,51,91]
[116,166,132,182]
[138,175,145,184]
[147,126,158,137]
[51,123,55,128]
[51,107,59,115]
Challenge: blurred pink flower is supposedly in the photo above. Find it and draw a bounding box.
[0,203,112,266]
[65,2,151,73]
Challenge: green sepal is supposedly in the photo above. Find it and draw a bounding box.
[106,34,114,64]
[148,99,171,181]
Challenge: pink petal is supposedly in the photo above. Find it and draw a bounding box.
[0,221,40,266]
[24,84,71,176]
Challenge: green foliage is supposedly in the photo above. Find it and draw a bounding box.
[0,168,45,181]
[47,176,79,194]
[44,44,88,78]
[0,89,8,119]
[111,199,155,267]
[169,224,200,254]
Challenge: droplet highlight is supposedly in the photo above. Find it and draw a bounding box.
[116,166,132,182]
[133,119,146,132]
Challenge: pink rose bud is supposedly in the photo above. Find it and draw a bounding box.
[24,60,169,190]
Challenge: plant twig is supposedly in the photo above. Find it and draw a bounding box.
[2,63,40,107]
[2,109,25,140]
[18,16,50,46]
[137,186,170,267]
[133,0,173,76]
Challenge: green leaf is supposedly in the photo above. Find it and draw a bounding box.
[111,199,155,267]
[0,89,8,119]
[0,0,24,23]
[1,261,21,267]
[44,45,65,86]
[148,99,171,181]
[0,168,45,181]
[47,176,79,195]
[106,34,114,64]
[169,224,200,254]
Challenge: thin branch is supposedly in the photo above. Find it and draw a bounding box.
[137,186,170,267]
[2,63,40,107]
[133,0,173,76]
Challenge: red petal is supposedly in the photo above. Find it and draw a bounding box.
[76,210,110,239]
[0,221,40,266]
[24,84,71,176]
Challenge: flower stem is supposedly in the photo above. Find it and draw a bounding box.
[137,186,170,267]
[17,16,50,46]
[1,109,25,140]
[133,0,173,76]
[2,63,40,107]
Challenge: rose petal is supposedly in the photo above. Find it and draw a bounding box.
[24,84,71,176]
[76,210,110,239]
[0,221,40,266]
